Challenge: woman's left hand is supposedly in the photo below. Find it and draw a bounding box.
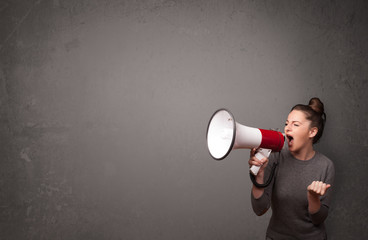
[307,181,331,197]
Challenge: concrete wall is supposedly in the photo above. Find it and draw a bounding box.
[1,0,367,239]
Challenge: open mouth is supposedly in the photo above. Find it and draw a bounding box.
[286,135,294,145]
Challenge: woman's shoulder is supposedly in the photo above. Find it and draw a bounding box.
[268,149,289,164]
[315,151,334,166]
[314,152,335,175]
[314,152,335,183]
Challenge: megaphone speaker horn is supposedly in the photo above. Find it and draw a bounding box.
[206,108,284,185]
[206,108,284,160]
[206,109,236,160]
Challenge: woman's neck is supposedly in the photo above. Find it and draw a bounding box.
[290,145,315,161]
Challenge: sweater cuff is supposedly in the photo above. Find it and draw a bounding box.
[310,204,329,225]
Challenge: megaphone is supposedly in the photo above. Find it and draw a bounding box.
[206,109,285,176]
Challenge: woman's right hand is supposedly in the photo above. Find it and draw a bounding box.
[249,148,269,198]
[249,148,269,174]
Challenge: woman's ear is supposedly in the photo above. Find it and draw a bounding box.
[309,127,318,138]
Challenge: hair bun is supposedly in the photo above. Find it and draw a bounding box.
[308,97,324,114]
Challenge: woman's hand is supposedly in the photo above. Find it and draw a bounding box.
[307,181,331,197]
[249,148,269,174]
[307,181,331,214]
[249,148,269,198]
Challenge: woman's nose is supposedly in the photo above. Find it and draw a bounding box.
[284,125,290,132]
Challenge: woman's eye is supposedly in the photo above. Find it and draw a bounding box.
[294,124,299,127]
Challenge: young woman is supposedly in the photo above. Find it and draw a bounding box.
[249,98,335,240]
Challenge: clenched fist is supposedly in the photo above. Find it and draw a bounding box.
[307,181,331,197]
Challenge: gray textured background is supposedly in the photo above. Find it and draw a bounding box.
[1,0,367,239]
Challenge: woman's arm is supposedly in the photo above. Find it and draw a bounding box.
[307,181,331,214]
[249,148,274,216]
[307,159,334,225]
[251,159,267,199]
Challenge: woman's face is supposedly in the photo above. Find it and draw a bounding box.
[284,110,317,153]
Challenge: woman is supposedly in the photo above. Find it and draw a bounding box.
[249,98,335,240]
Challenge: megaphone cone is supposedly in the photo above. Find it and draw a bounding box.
[206,108,284,161]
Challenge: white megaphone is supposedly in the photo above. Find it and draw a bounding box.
[206,109,285,176]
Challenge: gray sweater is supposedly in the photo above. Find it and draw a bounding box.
[251,150,335,240]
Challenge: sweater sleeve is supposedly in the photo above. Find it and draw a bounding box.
[310,204,329,225]
[250,153,278,216]
[251,190,272,216]
[309,157,335,225]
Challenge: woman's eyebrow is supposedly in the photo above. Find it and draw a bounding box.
[286,120,303,124]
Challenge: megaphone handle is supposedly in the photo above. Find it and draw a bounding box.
[250,148,272,175]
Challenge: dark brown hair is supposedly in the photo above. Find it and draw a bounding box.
[291,97,326,144]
